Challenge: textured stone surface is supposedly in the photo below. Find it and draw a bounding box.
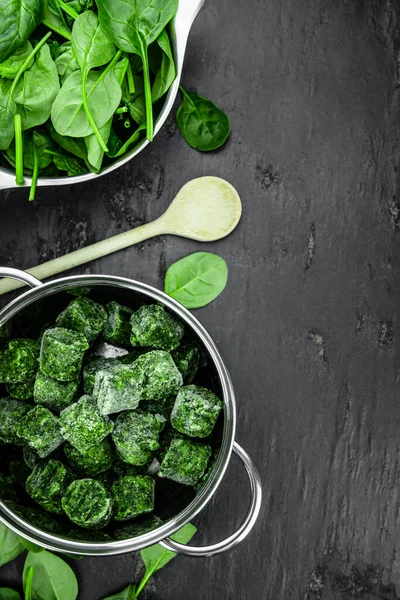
[1,0,400,597]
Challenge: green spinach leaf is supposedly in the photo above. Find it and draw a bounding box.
[0,0,43,62]
[42,0,72,40]
[176,87,231,151]
[0,79,16,151]
[51,151,87,175]
[0,42,34,79]
[18,537,43,554]
[0,589,21,600]
[23,550,78,600]
[101,585,137,600]
[71,10,115,72]
[14,44,60,131]
[0,522,24,567]
[106,122,146,158]
[96,0,178,141]
[149,29,175,102]
[164,252,228,309]
[47,122,88,161]
[55,42,79,83]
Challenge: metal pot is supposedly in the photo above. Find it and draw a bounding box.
[0,268,262,557]
[0,0,204,193]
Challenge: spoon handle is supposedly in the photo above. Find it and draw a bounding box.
[0,219,164,296]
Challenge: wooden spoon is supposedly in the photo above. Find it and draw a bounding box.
[0,176,242,296]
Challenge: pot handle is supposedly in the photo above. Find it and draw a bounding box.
[0,267,42,289]
[159,441,262,557]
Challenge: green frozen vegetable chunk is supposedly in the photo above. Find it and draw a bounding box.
[135,350,183,401]
[111,475,155,521]
[26,459,71,514]
[9,460,31,486]
[0,398,31,444]
[145,395,176,419]
[60,395,114,453]
[6,378,34,400]
[0,339,39,383]
[34,370,78,412]
[64,438,113,477]
[10,503,64,533]
[0,473,17,502]
[112,455,144,478]
[112,514,162,540]
[103,301,134,347]
[16,406,64,458]
[93,362,144,415]
[23,446,42,470]
[112,410,165,466]
[82,357,120,395]
[62,478,112,529]
[130,304,184,351]
[171,343,200,384]
[56,296,107,343]
[0,320,11,345]
[159,437,212,486]
[194,448,219,493]
[171,385,223,438]
[40,327,89,381]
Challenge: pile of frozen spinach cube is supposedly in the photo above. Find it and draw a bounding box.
[0,296,223,537]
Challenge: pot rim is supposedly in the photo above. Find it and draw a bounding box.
[0,274,236,555]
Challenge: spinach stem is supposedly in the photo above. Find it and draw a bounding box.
[115,106,128,114]
[10,32,52,98]
[24,566,34,600]
[82,68,108,152]
[141,46,154,141]
[42,20,71,40]
[14,115,24,186]
[29,144,39,201]
[43,149,67,158]
[127,61,135,94]
[58,0,79,19]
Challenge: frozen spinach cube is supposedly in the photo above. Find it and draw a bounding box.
[34,370,78,412]
[172,343,200,384]
[0,339,39,383]
[62,479,112,529]
[82,357,119,395]
[9,503,64,533]
[64,438,113,477]
[93,363,144,415]
[0,320,11,345]
[171,385,223,438]
[194,449,219,493]
[112,410,165,466]
[56,297,107,343]
[103,301,133,347]
[145,395,176,420]
[135,351,183,401]
[16,406,64,458]
[26,459,71,514]
[40,327,89,381]
[6,378,34,400]
[111,475,155,521]
[60,395,114,452]
[158,437,211,486]
[0,398,31,444]
[130,305,184,351]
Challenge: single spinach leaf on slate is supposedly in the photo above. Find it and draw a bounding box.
[96,0,178,141]
[0,42,34,79]
[164,252,228,309]
[51,67,121,137]
[106,122,146,158]
[14,44,60,131]
[0,0,43,62]
[149,29,175,102]
[23,550,78,600]
[18,536,43,554]
[176,87,231,151]
[136,524,197,595]
[42,0,72,40]
[101,585,136,600]
[0,589,21,600]
[0,522,24,567]
[55,42,79,84]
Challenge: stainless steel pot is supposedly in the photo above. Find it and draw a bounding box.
[0,268,262,557]
[0,0,204,192]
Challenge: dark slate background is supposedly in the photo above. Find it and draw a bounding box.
[2,0,400,598]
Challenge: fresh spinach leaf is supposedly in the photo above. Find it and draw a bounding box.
[0,80,16,151]
[101,585,137,600]
[176,87,231,151]
[0,42,34,79]
[46,149,87,175]
[23,550,78,600]
[136,524,197,595]
[164,252,229,309]
[47,122,88,161]
[14,43,60,131]
[42,0,72,40]
[0,522,24,567]
[106,122,146,158]
[51,67,121,137]
[0,589,21,600]
[55,42,79,83]
[18,537,43,554]
[149,29,175,102]
[96,0,178,141]
[0,0,43,62]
